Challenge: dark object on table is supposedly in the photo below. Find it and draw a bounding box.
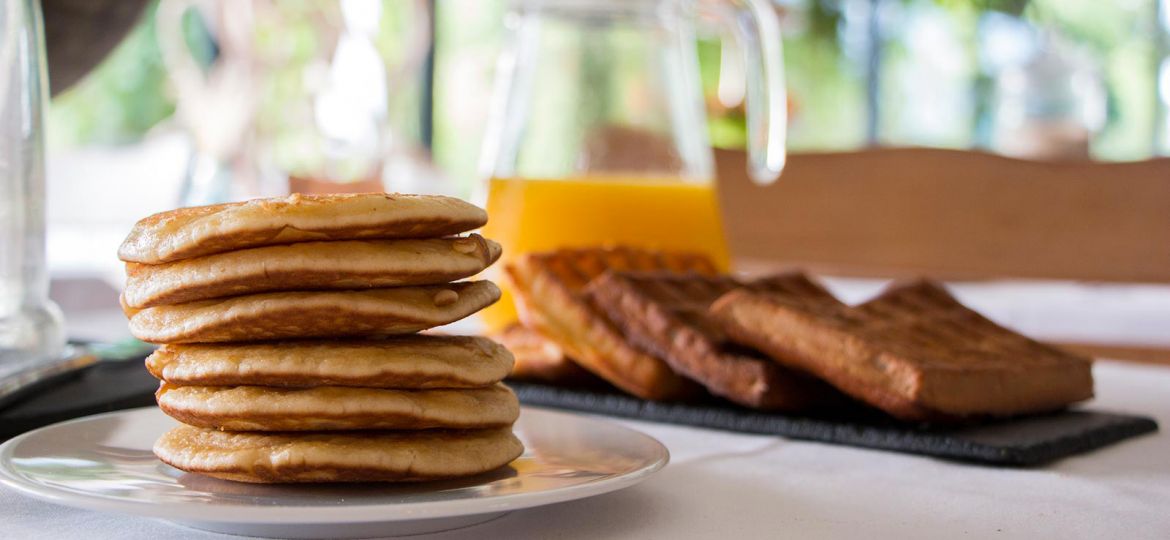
[43,0,150,95]
[0,346,96,411]
[509,380,1157,466]
[0,353,158,440]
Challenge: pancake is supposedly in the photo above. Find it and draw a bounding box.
[146,336,514,388]
[128,281,500,344]
[123,235,502,309]
[119,193,488,264]
[155,382,520,431]
[155,425,524,483]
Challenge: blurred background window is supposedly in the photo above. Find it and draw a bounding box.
[46,0,1166,197]
[36,0,1170,358]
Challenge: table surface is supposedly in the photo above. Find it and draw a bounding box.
[2,360,1167,540]
[25,145,1170,536]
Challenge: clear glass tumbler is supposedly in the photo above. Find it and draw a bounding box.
[0,0,66,372]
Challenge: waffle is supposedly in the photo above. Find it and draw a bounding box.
[119,193,487,264]
[123,235,501,309]
[146,336,513,389]
[495,324,603,386]
[505,247,715,400]
[128,281,500,343]
[586,271,844,410]
[155,425,524,483]
[156,382,520,431]
[712,279,1094,421]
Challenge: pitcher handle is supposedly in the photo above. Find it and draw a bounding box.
[713,0,787,184]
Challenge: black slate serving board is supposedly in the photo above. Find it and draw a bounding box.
[0,358,158,440]
[1,356,1158,466]
[508,381,1158,467]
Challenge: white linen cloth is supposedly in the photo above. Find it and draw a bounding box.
[2,361,1168,540]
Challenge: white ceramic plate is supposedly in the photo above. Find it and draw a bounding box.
[0,406,668,538]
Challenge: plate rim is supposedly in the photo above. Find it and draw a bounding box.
[0,406,669,524]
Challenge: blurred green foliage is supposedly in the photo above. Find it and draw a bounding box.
[1029,0,1156,160]
[46,0,1167,176]
[47,2,173,148]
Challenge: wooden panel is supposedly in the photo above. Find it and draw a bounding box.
[1059,343,1170,367]
[716,148,1170,283]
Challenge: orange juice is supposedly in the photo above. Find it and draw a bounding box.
[481,176,730,330]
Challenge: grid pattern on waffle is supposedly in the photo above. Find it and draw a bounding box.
[854,281,1090,371]
[525,247,719,293]
[727,279,1090,373]
[595,271,743,341]
[710,277,1096,419]
[495,323,602,386]
[593,271,838,343]
[586,270,846,410]
[506,247,716,400]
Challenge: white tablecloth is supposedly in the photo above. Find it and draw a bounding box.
[3,361,1168,540]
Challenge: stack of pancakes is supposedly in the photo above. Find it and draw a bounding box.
[504,246,1093,422]
[119,193,523,483]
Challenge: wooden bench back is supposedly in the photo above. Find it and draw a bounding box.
[716,148,1170,283]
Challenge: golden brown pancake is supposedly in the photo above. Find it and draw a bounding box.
[146,336,513,388]
[122,235,502,309]
[155,425,524,483]
[119,193,488,264]
[128,281,500,344]
[155,382,520,431]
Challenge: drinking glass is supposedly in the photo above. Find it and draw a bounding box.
[0,0,66,373]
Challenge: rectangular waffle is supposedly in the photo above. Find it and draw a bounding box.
[505,247,715,400]
[585,271,845,410]
[494,324,604,387]
[712,279,1094,421]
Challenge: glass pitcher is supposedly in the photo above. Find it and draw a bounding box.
[479,0,786,329]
